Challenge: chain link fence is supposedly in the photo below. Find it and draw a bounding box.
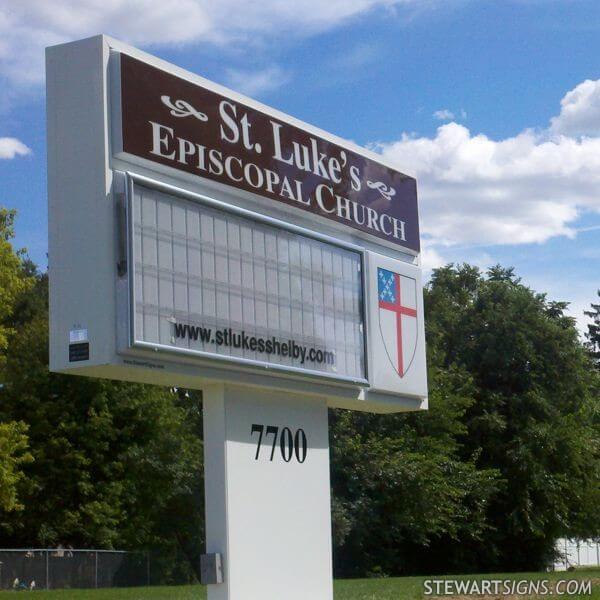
[0,549,149,590]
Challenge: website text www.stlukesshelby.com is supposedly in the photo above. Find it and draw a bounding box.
[173,323,336,366]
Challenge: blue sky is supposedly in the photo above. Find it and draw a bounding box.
[0,0,599,333]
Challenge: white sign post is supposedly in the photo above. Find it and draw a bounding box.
[47,35,427,600]
[203,386,333,599]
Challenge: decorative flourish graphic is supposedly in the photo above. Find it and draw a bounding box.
[160,96,208,122]
[367,180,396,201]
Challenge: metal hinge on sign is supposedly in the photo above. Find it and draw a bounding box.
[116,193,127,277]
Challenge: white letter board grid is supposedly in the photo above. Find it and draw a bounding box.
[129,181,366,380]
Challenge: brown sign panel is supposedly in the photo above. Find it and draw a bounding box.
[118,54,420,252]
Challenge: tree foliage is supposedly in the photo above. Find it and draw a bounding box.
[0,272,204,582]
[427,265,599,570]
[330,364,501,577]
[585,290,600,366]
[0,421,32,513]
[331,264,599,575]
[0,208,35,517]
[0,208,33,371]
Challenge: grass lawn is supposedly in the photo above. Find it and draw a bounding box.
[0,569,597,599]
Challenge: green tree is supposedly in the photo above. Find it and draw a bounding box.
[331,365,501,577]
[584,290,600,366]
[0,208,33,372]
[0,208,35,518]
[331,264,599,576]
[0,421,32,512]
[425,264,600,571]
[0,272,204,582]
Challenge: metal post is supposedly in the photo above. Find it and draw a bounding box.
[45,550,49,590]
[146,552,150,586]
[95,551,98,589]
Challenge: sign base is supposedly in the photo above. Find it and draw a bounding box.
[203,384,334,600]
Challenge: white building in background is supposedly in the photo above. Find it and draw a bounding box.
[554,539,600,571]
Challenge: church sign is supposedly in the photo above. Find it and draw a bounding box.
[47,35,427,600]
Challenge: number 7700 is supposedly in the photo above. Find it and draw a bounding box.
[250,424,307,463]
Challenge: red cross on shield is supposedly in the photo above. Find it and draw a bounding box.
[378,268,419,378]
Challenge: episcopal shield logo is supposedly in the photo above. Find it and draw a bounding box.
[378,268,418,378]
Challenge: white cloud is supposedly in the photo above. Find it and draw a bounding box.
[0,137,31,159]
[329,42,382,71]
[566,297,594,339]
[525,274,596,338]
[0,0,211,87]
[375,81,600,250]
[433,108,467,122]
[550,79,600,137]
[225,66,290,97]
[420,242,446,271]
[0,0,425,88]
[433,109,455,121]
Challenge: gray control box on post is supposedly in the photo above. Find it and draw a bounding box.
[201,553,223,585]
